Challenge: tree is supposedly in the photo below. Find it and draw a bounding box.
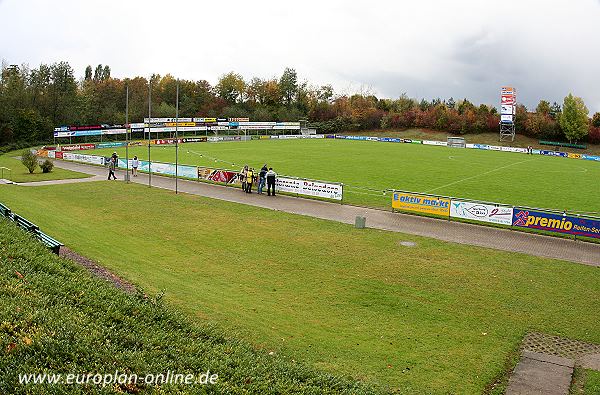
[279,67,298,106]
[84,65,92,81]
[21,149,38,173]
[559,93,589,143]
[550,102,561,119]
[592,112,600,127]
[535,100,551,115]
[93,64,103,82]
[215,72,245,104]
[102,65,111,80]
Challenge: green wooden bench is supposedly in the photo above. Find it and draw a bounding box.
[539,140,587,149]
[0,202,10,217]
[36,231,63,255]
[2,207,62,254]
[12,214,39,232]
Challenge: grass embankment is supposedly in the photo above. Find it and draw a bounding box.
[1,182,599,393]
[0,150,89,183]
[86,139,600,213]
[0,218,378,394]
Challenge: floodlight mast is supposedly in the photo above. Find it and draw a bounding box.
[148,79,152,187]
[175,81,179,194]
[125,85,130,182]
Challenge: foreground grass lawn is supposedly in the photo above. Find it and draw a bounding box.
[0,220,375,394]
[87,138,600,214]
[0,151,89,183]
[1,182,599,393]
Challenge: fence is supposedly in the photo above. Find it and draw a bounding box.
[390,189,600,240]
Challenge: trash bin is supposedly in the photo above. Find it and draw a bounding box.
[355,216,366,229]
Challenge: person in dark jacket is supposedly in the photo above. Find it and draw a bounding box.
[257,164,267,194]
[266,167,277,196]
[108,157,117,180]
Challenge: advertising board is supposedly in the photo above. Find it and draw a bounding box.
[392,192,450,216]
[450,200,513,225]
[513,209,600,239]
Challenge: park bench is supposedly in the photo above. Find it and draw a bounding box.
[0,202,10,217]
[36,231,63,255]
[12,214,39,232]
[1,204,63,254]
[539,140,587,150]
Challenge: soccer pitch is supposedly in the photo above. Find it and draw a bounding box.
[87,138,600,213]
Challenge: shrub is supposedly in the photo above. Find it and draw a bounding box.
[20,149,38,174]
[40,159,54,173]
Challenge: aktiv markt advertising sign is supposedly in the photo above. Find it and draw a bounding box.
[392,192,450,216]
[513,209,600,239]
[450,200,513,225]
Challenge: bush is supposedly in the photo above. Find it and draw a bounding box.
[40,159,54,173]
[20,149,38,174]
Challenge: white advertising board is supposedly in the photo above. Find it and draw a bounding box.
[501,105,515,115]
[423,140,448,146]
[62,153,105,165]
[450,200,513,225]
[276,177,343,200]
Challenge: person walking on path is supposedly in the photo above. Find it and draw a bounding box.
[132,156,139,177]
[257,164,267,194]
[240,165,248,191]
[107,157,117,180]
[266,167,277,196]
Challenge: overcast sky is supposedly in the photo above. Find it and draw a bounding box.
[1,0,599,112]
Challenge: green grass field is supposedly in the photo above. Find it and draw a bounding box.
[86,139,600,214]
[0,150,89,183]
[0,219,376,394]
[1,181,599,394]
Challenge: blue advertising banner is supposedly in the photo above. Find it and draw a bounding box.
[582,154,600,162]
[378,137,402,143]
[512,208,600,239]
[540,150,568,158]
[97,142,127,148]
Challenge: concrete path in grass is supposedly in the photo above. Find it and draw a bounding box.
[506,351,574,395]
[24,160,600,267]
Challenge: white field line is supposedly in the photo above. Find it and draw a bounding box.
[425,157,539,194]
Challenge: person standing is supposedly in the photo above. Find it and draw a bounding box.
[240,165,248,191]
[132,155,139,177]
[245,168,254,193]
[108,157,117,180]
[257,164,267,194]
[266,167,277,196]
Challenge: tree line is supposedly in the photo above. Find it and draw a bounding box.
[1,61,599,149]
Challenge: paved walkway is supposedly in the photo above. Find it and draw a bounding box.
[27,160,600,267]
[506,351,574,395]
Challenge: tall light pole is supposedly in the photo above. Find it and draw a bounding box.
[125,85,130,182]
[148,79,152,187]
[175,81,179,194]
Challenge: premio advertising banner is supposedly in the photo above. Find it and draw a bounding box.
[392,192,450,216]
[512,208,600,239]
[450,200,513,225]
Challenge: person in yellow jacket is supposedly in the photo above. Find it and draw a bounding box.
[245,168,254,193]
